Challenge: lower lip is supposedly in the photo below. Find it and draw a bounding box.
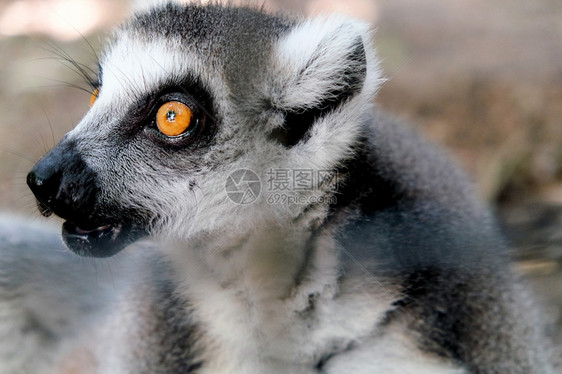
[62,221,125,258]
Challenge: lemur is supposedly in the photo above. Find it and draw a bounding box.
[0,2,555,373]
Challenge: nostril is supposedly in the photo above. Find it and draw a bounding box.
[26,170,41,189]
[27,167,62,206]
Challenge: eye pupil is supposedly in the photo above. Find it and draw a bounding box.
[166,111,177,122]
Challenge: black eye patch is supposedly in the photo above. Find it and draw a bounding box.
[104,76,217,149]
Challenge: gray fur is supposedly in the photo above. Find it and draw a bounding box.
[3,2,556,373]
[0,216,120,373]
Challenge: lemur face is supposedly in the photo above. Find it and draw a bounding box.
[27,4,381,257]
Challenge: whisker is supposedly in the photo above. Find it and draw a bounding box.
[33,56,99,83]
[2,148,37,164]
[35,37,100,91]
[40,108,57,149]
[31,134,48,155]
[43,2,101,63]
[34,77,96,95]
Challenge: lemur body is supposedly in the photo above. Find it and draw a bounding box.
[0,2,554,373]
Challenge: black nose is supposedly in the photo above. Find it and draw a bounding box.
[27,140,101,224]
[27,161,62,217]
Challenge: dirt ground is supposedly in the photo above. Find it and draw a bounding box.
[0,0,561,364]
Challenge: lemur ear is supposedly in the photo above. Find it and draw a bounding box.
[268,16,372,147]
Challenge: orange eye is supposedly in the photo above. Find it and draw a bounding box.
[156,101,193,137]
[90,88,99,107]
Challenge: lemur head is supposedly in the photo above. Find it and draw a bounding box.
[27,3,382,257]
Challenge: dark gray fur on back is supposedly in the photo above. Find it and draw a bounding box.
[327,112,551,373]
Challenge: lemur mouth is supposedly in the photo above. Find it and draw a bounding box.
[62,221,140,258]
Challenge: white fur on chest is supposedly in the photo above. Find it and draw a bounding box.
[89,229,466,374]
[165,228,418,374]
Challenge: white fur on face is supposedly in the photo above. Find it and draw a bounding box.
[72,34,228,137]
[64,14,384,245]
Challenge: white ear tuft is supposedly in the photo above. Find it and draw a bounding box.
[132,0,179,12]
[271,15,379,110]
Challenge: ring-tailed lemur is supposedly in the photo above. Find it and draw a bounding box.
[1,2,554,373]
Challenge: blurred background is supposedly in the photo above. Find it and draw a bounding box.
[0,0,560,359]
